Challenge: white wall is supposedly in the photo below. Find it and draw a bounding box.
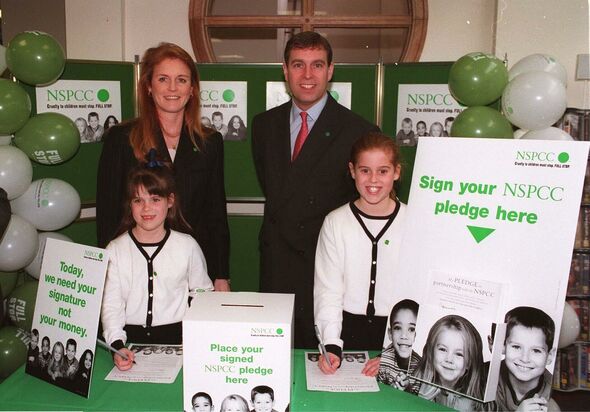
[64,0,589,108]
[421,0,495,61]
[64,0,194,62]
[65,0,123,61]
[495,0,589,109]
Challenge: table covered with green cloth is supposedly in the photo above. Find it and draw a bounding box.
[0,349,449,411]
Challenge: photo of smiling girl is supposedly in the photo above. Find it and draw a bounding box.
[413,314,486,411]
[377,299,421,392]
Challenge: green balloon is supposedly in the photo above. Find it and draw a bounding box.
[7,281,38,330]
[0,79,31,134]
[14,112,80,165]
[0,326,28,380]
[0,271,19,297]
[451,106,513,139]
[6,31,65,86]
[449,52,508,107]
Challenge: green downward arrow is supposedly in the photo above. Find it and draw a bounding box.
[467,225,495,243]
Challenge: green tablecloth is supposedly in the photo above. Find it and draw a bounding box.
[0,349,449,411]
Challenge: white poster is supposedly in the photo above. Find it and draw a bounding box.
[265,81,352,110]
[36,80,122,144]
[395,84,466,146]
[379,138,589,408]
[25,238,109,398]
[200,81,248,141]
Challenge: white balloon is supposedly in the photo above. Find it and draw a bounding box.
[558,302,580,349]
[0,45,6,75]
[513,129,528,139]
[521,127,573,141]
[0,135,12,145]
[502,71,567,130]
[24,232,72,279]
[509,53,567,86]
[0,145,33,199]
[10,178,81,231]
[0,214,38,271]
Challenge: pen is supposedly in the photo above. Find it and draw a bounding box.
[97,338,137,365]
[314,324,332,368]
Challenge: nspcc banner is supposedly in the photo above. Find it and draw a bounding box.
[379,137,589,409]
[36,80,122,143]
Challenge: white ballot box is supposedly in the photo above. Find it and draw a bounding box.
[183,292,294,412]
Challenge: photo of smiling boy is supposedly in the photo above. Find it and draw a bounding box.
[377,299,421,392]
[191,391,214,412]
[64,338,79,379]
[250,385,277,412]
[395,118,416,146]
[495,306,555,412]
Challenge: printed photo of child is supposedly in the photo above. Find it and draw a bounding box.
[377,299,421,392]
[413,314,486,411]
[495,306,555,412]
[416,120,429,141]
[220,394,249,412]
[191,391,214,412]
[250,385,277,412]
[395,118,417,146]
[443,117,454,137]
[64,338,79,379]
[429,122,444,137]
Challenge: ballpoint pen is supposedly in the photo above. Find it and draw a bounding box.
[314,324,332,368]
[97,338,137,365]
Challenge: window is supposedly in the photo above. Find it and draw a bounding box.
[189,0,427,63]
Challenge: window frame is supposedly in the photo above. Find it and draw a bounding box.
[188,0,428,63]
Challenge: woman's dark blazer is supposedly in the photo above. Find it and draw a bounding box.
[96,121,230,280]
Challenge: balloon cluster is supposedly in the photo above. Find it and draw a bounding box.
[0,31,79,163]
[448,52,512,138]
[503,54,569,141]
[448,52,569,141]
[0,31,79,381]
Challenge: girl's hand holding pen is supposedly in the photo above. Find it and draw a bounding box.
[114,347,135,371]
[318,352,340,375]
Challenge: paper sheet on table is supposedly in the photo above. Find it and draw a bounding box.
[305,351,379,392]
[105,344,183,384]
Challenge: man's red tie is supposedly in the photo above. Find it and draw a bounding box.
[292,111,308,161]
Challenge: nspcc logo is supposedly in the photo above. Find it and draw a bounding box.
[514,150,570,169]
[201,89,236,102]
[84,250,104,262]
[250,327,284,337]
[407,93,455,106]
[46,88,111,103]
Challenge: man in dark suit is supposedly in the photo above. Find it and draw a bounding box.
[251,32,379,348]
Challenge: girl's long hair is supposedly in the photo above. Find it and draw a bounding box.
[415,314,485,400]
[129,42,211,161]
[116,162,192,237]
[220,394,249,412]
[48,341,66,374]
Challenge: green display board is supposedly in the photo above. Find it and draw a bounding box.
[20,60,136,204]
[197,63,377,198]
[9,60,454,293]
[382,62,453,202]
